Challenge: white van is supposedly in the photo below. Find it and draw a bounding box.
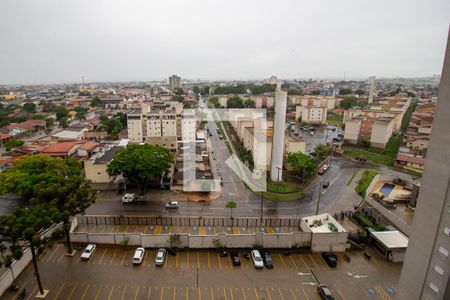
[122,193,135,203]
[251,250,264,269]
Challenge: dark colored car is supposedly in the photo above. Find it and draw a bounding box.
[262,252,273,269]
[322,181,330,188]
[321,252,337,268]
[317,285,335,300]
[167,248,177,256]
[231,253,241,266]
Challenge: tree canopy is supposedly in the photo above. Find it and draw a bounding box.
[339,96,358,109]
[23,102,37,113]
[91,96,103,107]
[227,96,244,108]
[107,144,175,194]
[285,152,317,179]
[208,96,220,108]
[214,85,246,95]
[314,144,332,161]
[248,84,275,95]
[339,88,353,95]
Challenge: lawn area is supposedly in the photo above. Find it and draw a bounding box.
[256,190,304,201]
[343,146,395,166]
[326,114,343,126]
[267,181,301,194]
[355,170,378,198]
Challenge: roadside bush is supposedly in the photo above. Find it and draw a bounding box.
[355,170,378,197]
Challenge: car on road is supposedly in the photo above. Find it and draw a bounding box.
[262,252,273,269]
[81,244,96,260]
[322,164,329,171]
[322,181,330,188]
[310,131,314,136]
[321,252,337,268]
[251,250,264,269]
[155,248,167,266]
[318,167,325,175]
[231,253,241,266]
[165,201,179,209]
[219,134,224,139]
[317,285,335,300]
[132,247,145,265]
[122,193,147,204]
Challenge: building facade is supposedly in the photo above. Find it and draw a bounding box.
[169,75,182,90]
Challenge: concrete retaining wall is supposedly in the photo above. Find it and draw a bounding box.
[0,249,32,297]
[76,215,301,228]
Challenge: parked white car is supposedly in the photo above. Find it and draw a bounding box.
[80,244,96,260]
[251,250,264,269]
[155,248,167,266]
[132,247,145,265]
[165,201,179,209]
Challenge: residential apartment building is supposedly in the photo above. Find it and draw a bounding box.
[169,75,182,90]
[295,97,328,124]
[398,33,450,300]
[344,116,395,148]
[289,96,337,110]
[127,102,195,150]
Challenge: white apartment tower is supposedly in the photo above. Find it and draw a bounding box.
[368,76,376,104]
[270,81,287,182]
[169,75,182,90]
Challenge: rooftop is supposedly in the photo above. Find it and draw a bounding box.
[369,230,409,249]
[302,213,346,233]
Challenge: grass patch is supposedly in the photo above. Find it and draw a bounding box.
[257,191,304,202]
[343,146,394,166]
[267,181,301,194]
[355,170,378,197]
[347,169,359,186]
[326,114,343,126]
[353,211,386,231]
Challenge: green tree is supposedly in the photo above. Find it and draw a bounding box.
[175,88,184,96]
[226,200,237,219]
[56,106,68,120]
[107,144,175,194]
[314,144,332,161]
[99,117,123,139]
[74,106,88,120]
[42,102,58,112]
[45,117,54,128]
[355,89,365,96]
[90,96,103,107]
[208,96,220,108]
[339,96,358,109]
[22,102,36,113]
[285,152,317,180]
[244,99,255,108]
[227,96,244,108]
[214,85,246,94]
[78,91,90,96]
[1,202,61,296]
[339,88,353,95]
[0,155,95,254]
[193,86,200,94]
[248,84,275,95]
[4,139,24,151]
[59,117,69,128]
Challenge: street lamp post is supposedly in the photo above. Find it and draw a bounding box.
[260,192,264,227]
[315,181,323,215]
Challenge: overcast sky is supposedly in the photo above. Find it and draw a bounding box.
[0,0,449,84]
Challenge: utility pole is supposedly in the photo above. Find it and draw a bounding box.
[260,192,264,227]
[315,181,323,215]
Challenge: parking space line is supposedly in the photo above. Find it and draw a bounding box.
[290,288,297,300]
[278,288,285,300]
[121,250,128,265]
[57,251,66,263]
[210,288,214,300]
[46,245,61,262]
[110,249,117,265]
[147,287,152,300]
[143,250,148,266]
[94,285,102,300]
[217,254,222,269]
[222,288,227,300]
[80,284,90,300]
[230,288,235,300]
[253,288,259,300]
[297,255,308,269]
[308,255,320,269]
[240,288,246,300]
[98,248,107,264]
[67,283,78,300]
[278,254,287,268]
[187,288,190,300]
[125,225,129,232]
[198,287,202,300]
[337,289,346,300]
[160,287,164,300]
[208,252,211,268]
[265,288,273,300]
[25,285,37,300]
[121,286,128,300]
[108,286,115,300]
[53,282,65,300]
[290,256,298,269]
[302,288,310,300]
[165,253,169,267]
[176,253,179,267]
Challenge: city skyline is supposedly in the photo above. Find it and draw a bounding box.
[0,0,449,85]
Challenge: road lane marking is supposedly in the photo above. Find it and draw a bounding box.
[290,256,298,269]
[198,287,202,300]
[110,249,117,265]
[99,249,107,264]
[253,288,259,300]
[121,286,127,300]
[208,252,211,268]
[265,288,273,300]
[290,288,297,300]
[108,286,115,300]
[278,288,285,300]
[241,288,247,300]
[80,284,90,300]
[94,285,102,300]
[160,287,164,300]
[67,283,78,300]
[53,283,65,300]
[278,253,287,268]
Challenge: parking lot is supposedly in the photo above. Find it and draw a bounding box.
[2,244,401,300]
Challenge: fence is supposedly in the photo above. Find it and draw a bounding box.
[76,215,302,228]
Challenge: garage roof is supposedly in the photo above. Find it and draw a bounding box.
[370,230,409,249]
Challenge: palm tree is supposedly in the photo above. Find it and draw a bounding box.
[226,200,237,219]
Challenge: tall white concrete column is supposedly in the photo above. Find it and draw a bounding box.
[368,76,376,104]
[270,81,287,182]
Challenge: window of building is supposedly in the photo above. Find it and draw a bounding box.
[429,282,439,293]
[438,246,449,257]
[434,265,444,275]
